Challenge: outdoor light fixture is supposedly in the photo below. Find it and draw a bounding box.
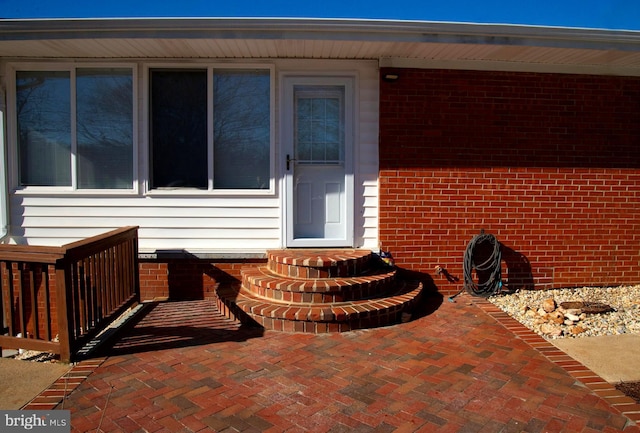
[383,73,399,82]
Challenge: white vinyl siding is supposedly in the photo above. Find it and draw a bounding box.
[355,65,380,250]
[10,195,281,252]
[4,59,379,253]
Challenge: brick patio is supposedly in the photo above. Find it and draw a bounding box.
[28,293,640,432]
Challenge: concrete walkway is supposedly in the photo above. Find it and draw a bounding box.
[8,293,640,431]
[0,357,70,409]
[552,334,640,384]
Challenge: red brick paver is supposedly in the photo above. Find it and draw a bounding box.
[48,294,639,432]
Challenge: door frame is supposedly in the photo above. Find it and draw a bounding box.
[280,74,355,248]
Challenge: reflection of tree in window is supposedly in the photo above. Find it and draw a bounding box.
[214,70,270,189]
[150,70,208,189]
[16,69,134,189]
[16,71,71,186]
[77,69,133,189]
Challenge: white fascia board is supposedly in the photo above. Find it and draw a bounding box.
[0,18,639,53]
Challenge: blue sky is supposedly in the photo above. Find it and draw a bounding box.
[1,0,639,31]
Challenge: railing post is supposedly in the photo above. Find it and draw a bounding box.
[0,262,4,354]
[55,258,74,363]
[133,232,140,303]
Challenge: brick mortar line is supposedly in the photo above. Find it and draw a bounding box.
[472,297,640,426]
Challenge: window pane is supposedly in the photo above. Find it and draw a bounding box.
[16,71,71,186]
[77,68,133,189]
[294,86,344,165]
[150,70,207,189]
[213,70,270,189]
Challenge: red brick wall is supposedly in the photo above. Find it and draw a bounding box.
[1,262,59,340]
[379,68,640,295]
[139,262,169,301]
[139,259,266,301]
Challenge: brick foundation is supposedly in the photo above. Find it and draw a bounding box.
[138,258,266,302]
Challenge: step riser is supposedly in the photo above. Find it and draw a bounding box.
[241,269,397,303]
[267,249,372,278]
[267,261,368,279]
[243,310,406,333]
[217,283,423,333]
[241,283,395,303]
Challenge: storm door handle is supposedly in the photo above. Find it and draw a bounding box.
[286,154,296,170]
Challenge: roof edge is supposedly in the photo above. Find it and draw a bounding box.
[1,18,639,52]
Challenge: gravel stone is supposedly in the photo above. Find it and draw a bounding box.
[488,284,640,339]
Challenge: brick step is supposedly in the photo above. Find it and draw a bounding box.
[267,249,373,278]
[216,279,424,333]
[241,266,397,303]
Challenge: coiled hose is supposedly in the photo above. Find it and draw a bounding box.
[463,232,502,297]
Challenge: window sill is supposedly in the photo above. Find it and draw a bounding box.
[13,188,140,196]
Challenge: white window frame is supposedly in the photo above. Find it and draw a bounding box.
[142,63,276,196]
[6,62,139,195]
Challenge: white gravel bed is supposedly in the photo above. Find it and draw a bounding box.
[488,284,640,339]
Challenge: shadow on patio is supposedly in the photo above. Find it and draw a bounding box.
[95,299,264,357]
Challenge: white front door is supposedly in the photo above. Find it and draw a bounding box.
[282,76,354,247]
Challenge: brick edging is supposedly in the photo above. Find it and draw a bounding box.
[22,357,107,411]
[473,297,640,425]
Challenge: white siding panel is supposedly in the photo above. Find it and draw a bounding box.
[355,63,380,250]
[362,206,378,219]
[10,194,282,250]
[141,228,280,239]
[362,183,379,200]
[140,238,277,252]
[361,227,379,241]
[11,227,131,243]
[20,217,278,229]
[362,195,378,209]
[15,195,280,209]
[21,205,280,218]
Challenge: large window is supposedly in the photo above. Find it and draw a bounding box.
[14,65,271,193]
[16,67,134,189]
[149,67,271,191]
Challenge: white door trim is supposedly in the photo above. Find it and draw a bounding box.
[281,74,355,248]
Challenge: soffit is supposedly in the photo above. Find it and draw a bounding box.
[1,18,639,74]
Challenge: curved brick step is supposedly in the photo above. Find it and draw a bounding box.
[216,279,424,333]
[267,249,373,278]
[241,266,397,303]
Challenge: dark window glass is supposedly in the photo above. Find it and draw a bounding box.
[150,69,208,189]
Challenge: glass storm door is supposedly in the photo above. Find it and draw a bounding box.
[283,77,354,247]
